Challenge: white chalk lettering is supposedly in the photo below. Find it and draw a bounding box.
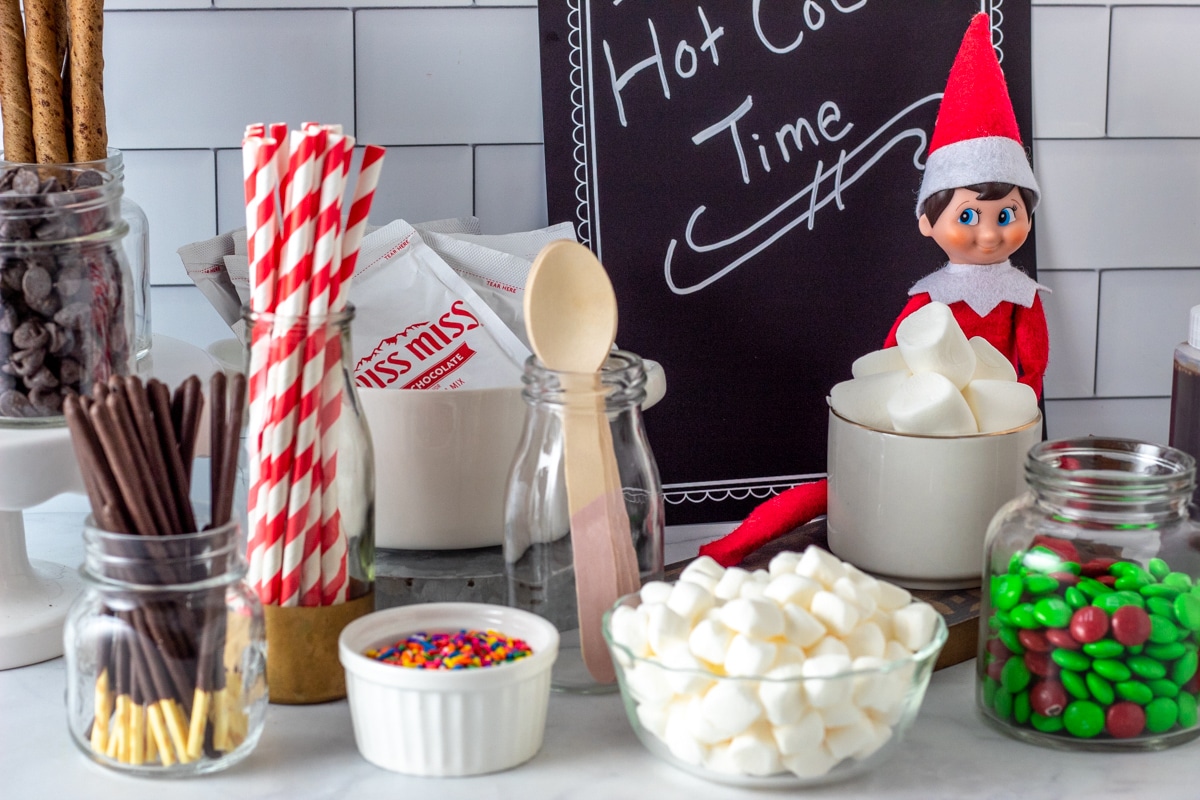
[603,19,669,128]
[753,0,868,55]
[691,96,755,184]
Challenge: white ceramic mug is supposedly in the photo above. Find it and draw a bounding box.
[825,408,1042,589]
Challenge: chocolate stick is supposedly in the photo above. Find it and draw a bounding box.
[209,371,227,527]
[174,376,203,484]
[147,379,197,534]
[0,0,35,161]
[104,384,175,537]
[21,0,68,162]
[215,372,246,528]
[122,377,183,535]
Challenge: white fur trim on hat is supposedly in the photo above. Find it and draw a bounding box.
[916,136,1040,218]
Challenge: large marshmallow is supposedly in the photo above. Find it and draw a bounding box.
[688,616,735,666]
[701,680,763,740]
[759,663,808,725]
[968,336,1018,383]
[851,346,910,379]
[828,370,909,431]
[895,301,977,389]
[721,597,785,639]
[725,634,779,677]
[887,372,979,435]
[667,580,716,625]
[727,722,785,777]
[962,378,1038,433]
[891,602,940,652]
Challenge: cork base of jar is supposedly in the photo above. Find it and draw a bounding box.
[264,588,375,704]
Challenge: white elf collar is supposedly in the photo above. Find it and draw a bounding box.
[909,261,1049,317]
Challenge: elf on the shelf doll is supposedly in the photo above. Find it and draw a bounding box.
[699,12,1046,567]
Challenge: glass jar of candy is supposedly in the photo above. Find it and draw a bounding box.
[978,437,1200,750]
[0,163,133,425]
[504,350,665,693]
[63,520,268,775]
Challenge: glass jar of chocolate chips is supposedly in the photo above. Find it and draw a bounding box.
[0,164,133,424]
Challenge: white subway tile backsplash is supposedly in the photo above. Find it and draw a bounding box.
[1095,269,1200,398]
[367,146,474,225]
[122,149,217,286]
[1031,6,1109,138]
[1039,270,1099,399]
[107,1,211,9]
[1045,397,1170,445]
[1033,138,1200,271]
[215,0,467,7]
[1109,7,1200,137]
[104,10,354,149]
[355,8,543,145]
[214,148,245,236]
[150,285,237,350]
[474,145,548,234]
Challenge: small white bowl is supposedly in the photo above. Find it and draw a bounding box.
[338,602,559,776]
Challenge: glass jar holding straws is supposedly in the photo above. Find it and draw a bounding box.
[62,373,266,775]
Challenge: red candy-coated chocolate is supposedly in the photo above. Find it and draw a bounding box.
[988,638,1012,658]
[1069,606,1109,643]
[1049,571,1080,587]
[987,658,1005,682]
[1110,605,1152,647]
[1080,557,1118,577]
[1033,536,1080,563]
[1186,673,1200,694]
[1024,650,1059,678]
[1105,701,1146,739]
[1018,629,1053,653]
[1031,681,1069,717]
[1046,628,1081,650]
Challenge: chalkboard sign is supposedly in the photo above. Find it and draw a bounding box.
[538,1,1035,524]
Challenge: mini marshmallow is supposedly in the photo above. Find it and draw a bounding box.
[875,580,912,613]
[646,604,690,655]
[884,639,914,661]
[701,680,763,740]
[810,591,860,636]
[725,633,778,677]
[739,580,768,600]
[664,701,709,766]
[659,646,716,696]
[795,546,848,588]
[808,636,850,660]
[679,555,724,585]
[851,346,910,379]
[962,378,1038,433]
[887,371,978,435]
[895,301,976,389]
[667,580,716,625]
[721,597,785,639]
[688,616,735,666]
[850,657,889,708]
[891,602,940,652]
[843,621,886,660]
[759,663,807,725]
[775,644,806,667]
[714,567,752,600]
[854,718,894,761]
[782,745,839,779]
[833,575,877,618]
[684,694,731,745]
[968,336,1018,383]
[819,701,866,729]
[703,742,742,776]
[772,710,825,756]
[767,550,803,577]
[856,665,910,715]
[764,573,821,609]
[869,610,895,642]
[608,604,651,658]
[825,717,880,761]
[800,654,854,708]
[727,722,784,777]
[624,661,676,707]
[636,701,671,739]
[640,580,675,605]
[828,370,909,431]
[782,604,827,649]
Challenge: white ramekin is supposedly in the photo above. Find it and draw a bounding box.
[338,602,559,776]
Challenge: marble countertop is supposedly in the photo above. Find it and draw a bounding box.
[4,514,1200,799]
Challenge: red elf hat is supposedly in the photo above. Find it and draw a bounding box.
[915,13,1040,218]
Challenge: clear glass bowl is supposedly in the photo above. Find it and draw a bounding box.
[602,592,947,788]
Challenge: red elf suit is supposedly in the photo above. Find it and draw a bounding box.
[700,12,1046,567]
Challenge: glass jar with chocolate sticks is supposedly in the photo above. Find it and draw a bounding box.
[0,163,133,424]
[62,373,267,775]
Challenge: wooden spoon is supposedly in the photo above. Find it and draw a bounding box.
[524,240,640,683]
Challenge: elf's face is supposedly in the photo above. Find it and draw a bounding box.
[918,187,1031,265]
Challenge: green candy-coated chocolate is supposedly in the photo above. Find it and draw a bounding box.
[1115,680,1155,705]
[1086,671,1115,705]
[998,626,1026,655]
[1078,578,1113,599]
[1146,642,1188,661]
[1145,697,1180,733]
[1128,655,1168,681]
[1092,658,1132,682]
[1110,561,1139,577]
[1114,571,1152,592]
[1052,649,1092,672]
[993,573,1024,610]
[1061,670,1090,701]
[1014,689,1032,724]
[1025,575,1060,595]
[1082,640,1125,659]
[1173,594,1200,631]
[994,687,1014,720]
[1031,712,1065,733]
[1033,597,1073,628]
[1142,584,1182,600]
[1059,561,1082,576]
[983,676,998,708]
[1024,547,1063,573]
[1164,572,1194,591]
[1178,692,1199,728]
[1173,650,1199,685]
[1063,700,1105,738]
[1010,603,1039,629]
[1148,678,1181,699]
[1008,552,1025,575]
[1148,614,1179,645]
[1001,657,1033,694]
[1147,597,1176,619]
[1149,558,1171,581]
[1065,586,1088,610]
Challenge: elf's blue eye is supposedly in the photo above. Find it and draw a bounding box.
[958,208,979,225]
[998,208,1015,226]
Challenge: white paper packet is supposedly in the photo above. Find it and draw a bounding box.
[447,221,577,261]
[349,220,531,391]
[177,231,241,328]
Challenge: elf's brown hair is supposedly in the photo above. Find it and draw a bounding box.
[920,182,1037,224]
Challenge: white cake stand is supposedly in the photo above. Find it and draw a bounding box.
[0,335,220,670]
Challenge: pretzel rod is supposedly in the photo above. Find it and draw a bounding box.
[0,0,34,161]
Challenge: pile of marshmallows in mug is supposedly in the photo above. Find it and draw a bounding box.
[608,546,941,779]
[830,301,1038,435]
